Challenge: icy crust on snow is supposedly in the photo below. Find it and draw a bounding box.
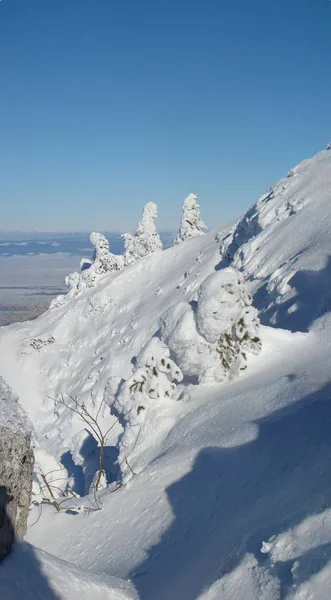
[0,375,31,434]
[0,538,138,600]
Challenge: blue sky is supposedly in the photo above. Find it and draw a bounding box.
[0,0,330,231]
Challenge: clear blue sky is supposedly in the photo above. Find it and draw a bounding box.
[0,0,330,231]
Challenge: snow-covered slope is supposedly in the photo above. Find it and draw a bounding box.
[1,146,331,599]
[222,148,331,332]
[0,538,138,600]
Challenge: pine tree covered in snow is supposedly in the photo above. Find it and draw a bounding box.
[83,232,124,287]
[122,202,163,266]
[113,337,183,480]
[50,233,124,307]
[174,193,207,244]
[160,268,261,384]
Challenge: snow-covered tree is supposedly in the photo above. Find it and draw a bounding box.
[160,268,261,385]
[160,302,215,384]
[113,337,183,480]
[63,234,124,300]
[174,193,207,244]
[50,232,124,307]
[122,202,163,266]
[83,232,124,285]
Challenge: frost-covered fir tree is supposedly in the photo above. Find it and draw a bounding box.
[174,193,207,244]
[50,232,124,307]
[160,268,261,385]
[87,232,123,276]
[78,232,124,288]
[197,269,261,376]
[113,337,183,480]
[122,202,163,266]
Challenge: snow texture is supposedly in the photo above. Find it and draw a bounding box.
[174,193,207,244]
[122,202,163,265]
[113,337,183,480]
[0,376,31,434]
[1,147,331,599]
[50,232,123,307]
[0,377,34,556]
[160,268,261,384]
[0,538,138,600]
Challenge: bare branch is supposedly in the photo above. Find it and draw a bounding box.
[48,391,122,492]
[125,456,136,478]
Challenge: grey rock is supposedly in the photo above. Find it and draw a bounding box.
[0,377,34,561]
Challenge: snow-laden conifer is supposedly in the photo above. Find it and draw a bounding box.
[85,232,124,282]
[160,268,261,384]
[174,193,207,244]
[113,337,183,480]
[50,233,124,308]
[197,269,261,376]
[122,202,163,266]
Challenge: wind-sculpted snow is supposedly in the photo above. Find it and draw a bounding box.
[1,147,331,599]
[0,538,138,600]
[218,148,331,331]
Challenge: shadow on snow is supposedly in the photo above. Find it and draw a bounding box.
[61,432,119,496]
[130,380,331,599]
[254,256,331,333]
[0,485,60,599]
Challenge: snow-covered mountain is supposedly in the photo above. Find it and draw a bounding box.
[1,146,331,599]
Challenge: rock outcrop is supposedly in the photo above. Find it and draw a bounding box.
[0,377,34,561]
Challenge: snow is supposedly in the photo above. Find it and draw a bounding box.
[113,336,183,481]
[0,375,30,434]
[174,193,207,244]
[122,202,163,265]
[1,147,331,598]
[0,538,138,600]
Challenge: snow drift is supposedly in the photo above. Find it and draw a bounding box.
[1,146,331,599]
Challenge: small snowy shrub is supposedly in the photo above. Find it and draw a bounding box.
[29,336,55,350]
[326,142,331,150]
[114,337,183,479]
[50,271,86,308]
[122,202,163,266]
[51,393,118,492]
[174,193,207,244]
[32,447,69,506]
[161,268,261,385]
